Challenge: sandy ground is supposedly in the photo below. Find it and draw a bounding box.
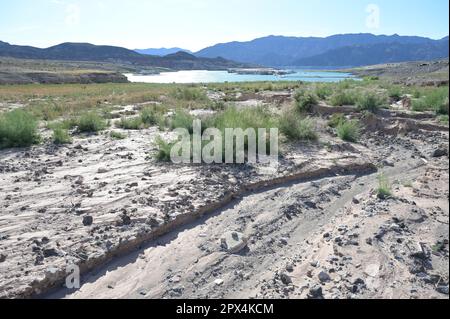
[0,97,449,299]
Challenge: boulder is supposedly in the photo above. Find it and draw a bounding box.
[220,231,248,254]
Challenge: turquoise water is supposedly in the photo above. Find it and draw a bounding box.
[125,70,355,84]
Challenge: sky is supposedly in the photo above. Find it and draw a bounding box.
[0,0,448,52]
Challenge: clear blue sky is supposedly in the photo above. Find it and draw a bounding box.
[0,0,448,51]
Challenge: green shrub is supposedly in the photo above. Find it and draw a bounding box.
[154,136,176,162]
[110,131,126,140]
[76,112,107,133]
[438,114,449,124]
[328,113,346,128]
[388,86,403,101]
[336,119,361,142]
[118,117,144,130]
[171,87,208,101]
[279,110,317,141]
[0,109,40,149]
[170,110,195,133]
[52,127,72,144]
[357,93,384,112]
[377,174,392,199]
[329,91,357,106]
[412,87,449,115]
[140,107,164,126]
[294,89,317,112]
[314,84,333,100]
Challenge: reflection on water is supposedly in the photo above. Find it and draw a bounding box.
[125,70,355,84]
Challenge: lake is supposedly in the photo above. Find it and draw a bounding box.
[125,70,355,84]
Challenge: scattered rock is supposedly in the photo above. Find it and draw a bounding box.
[436,285,449,295]
[82,215,93,226]
[318,271,331,283]
[220,231,248,254]
[279,273,292,285]
[307,285,323,299]
[431,147,448,158]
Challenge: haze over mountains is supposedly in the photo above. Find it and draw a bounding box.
[196,33,449,67]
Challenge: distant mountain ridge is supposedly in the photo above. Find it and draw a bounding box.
[293,41,449,67]
[0,41,252,70]
[195,33,449,67]
[135,47,192,56]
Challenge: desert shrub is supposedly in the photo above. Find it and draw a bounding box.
[140,107,164,126]
[329,91,357,106]
[328,113,346,128]
[294,89,317,112]
[438,115,449,124]
[279,109,317,141]
[357,93,384,112]
[388,86,403,101]
[117,117,144,130]
[171,87,208,101]
[110,131,126,140]
[154,136,176,162]
[412,87,449,115]
[76,112,107,133]
[314,84,333,100]
[377,173,392,199]
[0,109,40,149]
[336,119,361,142]
[52,127,72,144]
[170,110,195,133]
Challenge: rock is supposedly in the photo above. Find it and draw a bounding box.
[431,147,448,158]
[352,197,360,204]
[307,285,323,299]
[43,247,60,258]
[279,237,289,246]
[280,273,292,285]
[116,213,131,226]
[285,263,294,272]
[0,253,6,263]
[220,231,248,254]
[364,263,380,277]
[82,215,93,226]
[214,279,224,286]
[318,271,331,283]
[436,285,449,295]
[97,167,108,174]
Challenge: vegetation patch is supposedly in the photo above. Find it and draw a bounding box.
[357,93,385,112]
[279,109,318,141]
[0,109,40,149]
[294,89,318,113]
[377,173,392,199]
[110,131,127,140]
[329,90,357,106]
[76,112,107,133]
[336,119,361,142]
[52,127,72,144]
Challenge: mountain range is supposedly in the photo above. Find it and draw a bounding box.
[1,33,449,69]
[0,41,251,70]
[195,33,449,67]
[135,47,192,56]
